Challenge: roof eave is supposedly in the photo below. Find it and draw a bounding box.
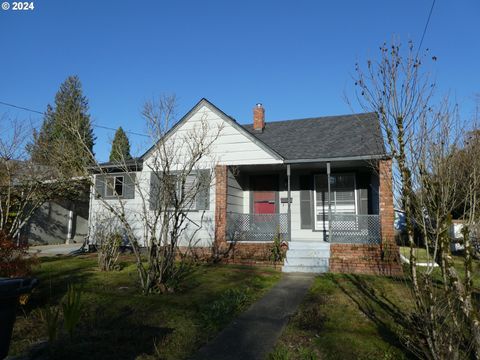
[89,160,143,173]
[283,154,390,164]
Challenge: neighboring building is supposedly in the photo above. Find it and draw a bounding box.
[1,160,89,245]
[88,98,401,275]
[26,196,89,245]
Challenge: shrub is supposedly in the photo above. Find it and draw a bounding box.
[0,231,37,277]
[161,261,195,293]
[62,284,83,339]
[97,231,122,271]
[270,231,286,263]
[39,305,60,345]
[201,288,251,331]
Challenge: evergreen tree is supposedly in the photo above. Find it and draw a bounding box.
[28,75,95,175]
[28,105,55,164]
[109,127,132,162]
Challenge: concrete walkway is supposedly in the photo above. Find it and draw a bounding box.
[194,273,314,360]
[28,243,84,257]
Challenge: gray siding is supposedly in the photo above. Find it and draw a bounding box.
[227,168,244,213]
[26,199,89,245]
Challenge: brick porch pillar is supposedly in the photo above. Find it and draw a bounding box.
[329,158,402,276]
[215,165,228,246]
[379,159,395,246]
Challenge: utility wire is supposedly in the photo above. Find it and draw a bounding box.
[0,100,44,115]
[416,0,436,59]
[0,100,150,138]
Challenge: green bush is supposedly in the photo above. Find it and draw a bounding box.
[201,288,251,331]
[270,231,286,263]
[62,284,83,339]
[39,305,60,345]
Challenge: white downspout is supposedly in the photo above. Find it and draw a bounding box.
[66,202,75,244]
[87,179,94,247]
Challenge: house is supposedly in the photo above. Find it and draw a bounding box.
[27,195,89,245]
[0,160,89,245]
[88,98,402,275]
[25,173,90,246]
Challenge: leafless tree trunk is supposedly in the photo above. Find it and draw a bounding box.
[354,41,480,359]
[0,115,83,241]
[71,95,223,294]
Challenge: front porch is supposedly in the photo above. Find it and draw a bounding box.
[226,212,381,245]
[215,160,402,275]
[226,212,289,242]
[222,161,384,245]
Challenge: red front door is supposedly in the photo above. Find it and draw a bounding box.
[252,176,277,214]
[254,192,276,214]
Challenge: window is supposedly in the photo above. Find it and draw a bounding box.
[95,173,135,199]
[331,174,356,214]
[170,174,197,207]
[105,176,124,197]
[150,170,210,211]
[315,174,356,219]
[314,173,357,231]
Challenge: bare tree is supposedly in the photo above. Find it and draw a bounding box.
[0,115,82,241]
[354,41,480,359]
[452,122,480,358]
[75,95,223,294]
[93,214,124,271]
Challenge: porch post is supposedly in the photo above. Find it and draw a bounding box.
[327,162,331,241]
[287,164,291,242]
[379,159,395,245]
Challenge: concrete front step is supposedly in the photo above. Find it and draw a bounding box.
[283,241,331,273]
[288,241,330,250]
[282,265,329,273]
[284,257,329,267]
[286,249,330,258]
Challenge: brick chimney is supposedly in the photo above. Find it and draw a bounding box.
[253,103,265,132]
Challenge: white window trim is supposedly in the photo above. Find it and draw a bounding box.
[313,173,357,231]
[105,175,124,198]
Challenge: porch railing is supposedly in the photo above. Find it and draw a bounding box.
[329,214,381,245]
[226,212,289,242]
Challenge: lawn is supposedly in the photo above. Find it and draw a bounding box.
[269,274,413,360]
[10,254,281,360]
[269,252,480,360]
[399,246,435,263]
[400,246,480,288]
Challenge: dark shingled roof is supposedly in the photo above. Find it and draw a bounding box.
[242,112,386,160]
[94,158,143,173]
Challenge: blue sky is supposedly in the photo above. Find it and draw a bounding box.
[1,0,479,161]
